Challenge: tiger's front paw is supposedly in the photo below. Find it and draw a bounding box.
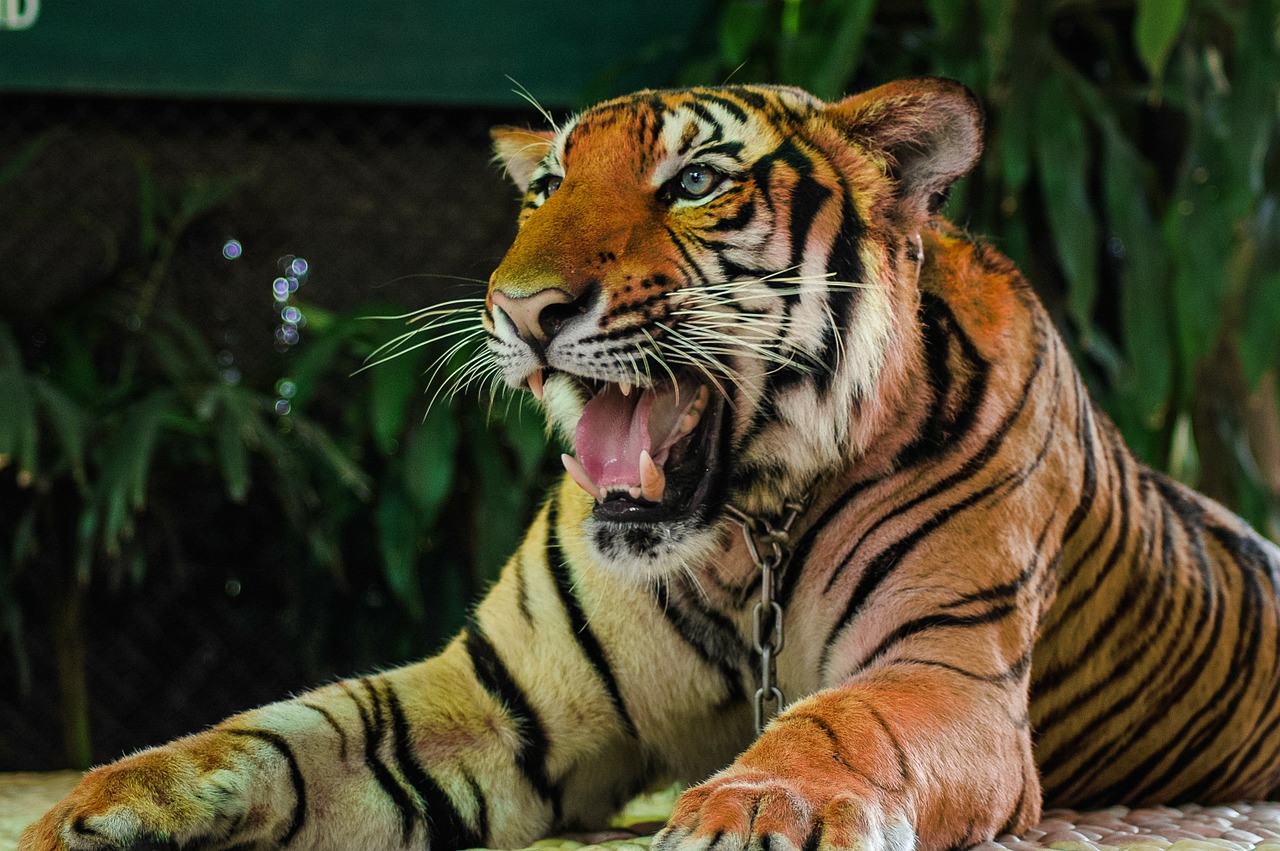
[653,771,914,851]
[19,748,253,851]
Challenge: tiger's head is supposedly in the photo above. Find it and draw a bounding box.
[484,79,982,580]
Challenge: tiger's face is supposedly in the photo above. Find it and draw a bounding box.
[485,81,982,579]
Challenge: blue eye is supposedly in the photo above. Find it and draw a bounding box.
[541,175,562,197]
[676,164,720,199]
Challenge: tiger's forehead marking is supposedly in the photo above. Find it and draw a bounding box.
[556,88,808,187]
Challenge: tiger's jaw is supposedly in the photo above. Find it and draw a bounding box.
[538,369,733,580]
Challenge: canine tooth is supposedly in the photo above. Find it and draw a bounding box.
[620,381,633,397]
[629,487,643,500]
[527,368,545,401]
[562,454,604,503]
[640,450,666,502]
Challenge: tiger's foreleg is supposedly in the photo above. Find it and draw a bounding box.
[656,625,1041,851]
[22,483,720,851]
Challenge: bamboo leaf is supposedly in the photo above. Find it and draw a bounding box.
[925,0,964,40]
[369,351,420,455]
[289,417,373,501]
[1163,133,1238,380]
[810,0,877,101]
[499,399,551,484]
[0,130,59,190]
[136,157,160,258]
[467,424,527,583]
[0,335,38,481]
[402,406,459,527]
[1034,74,1099,337]
[718,0,768,68]
[31,377,90,488]
[1135,0,1189,82]
[216,407,252,503]
[1241,271,1280,389]
[375,488,425,620]
[1102,131,1173,426]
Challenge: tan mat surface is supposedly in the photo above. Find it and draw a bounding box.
[6,773,1280,851]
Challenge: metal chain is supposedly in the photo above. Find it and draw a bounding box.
[725,498,808,735]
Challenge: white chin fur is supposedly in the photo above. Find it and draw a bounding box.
[583,515,723,584]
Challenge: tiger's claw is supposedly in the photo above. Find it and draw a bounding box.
[653,772,914,851]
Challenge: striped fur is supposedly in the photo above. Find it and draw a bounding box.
[22,79,1280,851]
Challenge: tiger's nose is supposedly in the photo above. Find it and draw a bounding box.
[490,288,581,346]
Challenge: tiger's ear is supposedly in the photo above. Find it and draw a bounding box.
[491,126,557,192]
[826,78,983,217]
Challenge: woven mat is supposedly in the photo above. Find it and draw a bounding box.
[521,792,1280,851]
[5,773,1280,851]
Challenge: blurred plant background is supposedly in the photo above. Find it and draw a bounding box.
[1,0,1277,771]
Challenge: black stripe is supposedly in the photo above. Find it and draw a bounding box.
[940,508,1058,610]
[1121,524,1271,803]
[895,294,992,471]
[223,729,307,847]
[893,647,1032,685]
[544,498,638,737]
[463,625,561,816]
[382,682,484,848]
[301,702,349,761]
[1044,483,1226,802]
[654,579,749,704]
[1033,493,1181,752]
[851,604,1019,675]
[821,317,1047,597]
[465,771,491,847]
[359,678,419,842]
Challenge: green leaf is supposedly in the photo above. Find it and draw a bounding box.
[809,0,877,101]
[925,0,964,40]
[369,350,421,455]
[0,130,59,190]
[1163,134,1239,381]
[499,398,551,483]
[1034,74,1098,337]
[375,488,425,620]
[401,406,459,527]
[31,377,90,488]
[467,423,527,583]
[216,407,252,503]
[1102,130,1173,427]
[1135,0,1189,82]
[136,157,160,258]
[1241,272,1280,389]
[997,84,1034,197]
[175,172,255,228]
[718,0,768,68]
[0,331,38,481]
[289,417,373,501]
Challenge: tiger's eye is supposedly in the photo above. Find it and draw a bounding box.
[544,176,563,197]
[677,164,718,198]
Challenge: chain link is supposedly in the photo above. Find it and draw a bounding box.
[725,498,808,735]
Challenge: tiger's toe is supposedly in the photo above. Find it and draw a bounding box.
[654,774,909,851]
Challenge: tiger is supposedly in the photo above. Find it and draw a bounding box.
[21,77,1280,851]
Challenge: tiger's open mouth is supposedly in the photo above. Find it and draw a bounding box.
[554,371,728,523]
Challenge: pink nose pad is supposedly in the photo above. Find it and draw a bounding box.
[490,289,574,345]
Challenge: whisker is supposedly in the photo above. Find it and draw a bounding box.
[506,75,561,134]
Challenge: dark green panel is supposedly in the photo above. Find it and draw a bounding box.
[0,0,711,106]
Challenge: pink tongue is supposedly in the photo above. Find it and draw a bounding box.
[575,387,654,488]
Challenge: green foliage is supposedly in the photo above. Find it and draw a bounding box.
[689,0,1280,536]
[0,152,554,763]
